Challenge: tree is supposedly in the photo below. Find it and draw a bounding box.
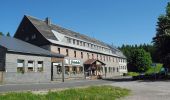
[6,32,11,37]
[163,53,170,70]
[0,32,4,36]
[129,49,152,72]
[153,2,170,63]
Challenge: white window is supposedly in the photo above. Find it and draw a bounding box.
[38,61,43,72]
[17,59,24,73]
[31,34,36,39]
[27,61,34,72]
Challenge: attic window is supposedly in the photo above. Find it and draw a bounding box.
[31,34,36,39]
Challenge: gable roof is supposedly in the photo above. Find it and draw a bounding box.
[84,59,106,65]
[22,15,126,58]
[0,36,64,58]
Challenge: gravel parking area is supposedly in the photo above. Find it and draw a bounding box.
[110,80,170,100]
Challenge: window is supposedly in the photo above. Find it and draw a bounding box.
[31,34,36,39]
[91,44,93,48]
[77,40,79,45]
[87,53,89,59]
[74,51,76,58]
[79,67,83,74]
[113,57,114,62]
[67,37,71,43]
[66,49,69,56]
[83,42,85,46]
[80,41,82,46]
[100,55,102,60]
[17,59,24,73]
[73,39,75,44]
[97,54,98,59]
[58,48,60,54]
[37,61,43,72]
[57,66,61,74]
[92,54,94,59]
[27,61,34,72]
[87,43,90,47]
[105,67,107,73]
[65,66,69,75]
[81,52,83,59]
[109,67,111,73]
[72,66,77,74]
[103,55,105,61]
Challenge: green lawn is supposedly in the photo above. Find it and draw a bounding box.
[128,63,163,76]
[0,85,130,100]
[145,63,163,74]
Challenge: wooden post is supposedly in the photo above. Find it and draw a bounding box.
[62,61,65,82]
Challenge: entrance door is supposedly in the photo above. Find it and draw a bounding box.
[51,62,62,81]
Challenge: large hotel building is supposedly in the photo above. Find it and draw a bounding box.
[13,15,127,80]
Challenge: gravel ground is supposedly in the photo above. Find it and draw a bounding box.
[110,80,170,100]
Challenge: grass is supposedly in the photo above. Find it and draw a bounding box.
[128,63,163,76]
[0,85,130,100]
[145,63,163,74]
[127,72,139,76]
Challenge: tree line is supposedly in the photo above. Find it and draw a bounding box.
[0,32,11,37]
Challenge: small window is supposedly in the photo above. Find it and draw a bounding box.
[58,48,60,54]
[72,66,77,74]
[38,61,43,72]
[77,40,79,45]
[92,54,94,59]
[87,53,89,59]
[27,61,34,72]
[80,41,82,46]
[17,59,25,73]
[74,51,76,58]
[79,67,83,74]
[97,54,98,59]
[83,42,85,46]
[81,52,83,59]
[73,39,75,44]
[67,37,71,43]
[66,49,69,56]
[31,34,36,39]
[57,66,61,74]
[65,66,69,75]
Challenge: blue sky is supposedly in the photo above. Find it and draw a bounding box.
[0,0,169,46]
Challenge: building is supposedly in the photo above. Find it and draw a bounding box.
[0,36,64,83]
[14,15,127,80]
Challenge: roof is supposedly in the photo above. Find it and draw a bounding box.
[84,59,105,65]
[0,36,64,58]
[25,15,126,58]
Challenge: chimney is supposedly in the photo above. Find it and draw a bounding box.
[45,17,51,25]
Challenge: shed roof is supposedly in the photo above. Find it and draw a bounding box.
[0,36,64,58]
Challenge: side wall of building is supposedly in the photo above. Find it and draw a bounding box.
[3,53,51,83]
[50,45,127,78]
[0,46,6,71]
